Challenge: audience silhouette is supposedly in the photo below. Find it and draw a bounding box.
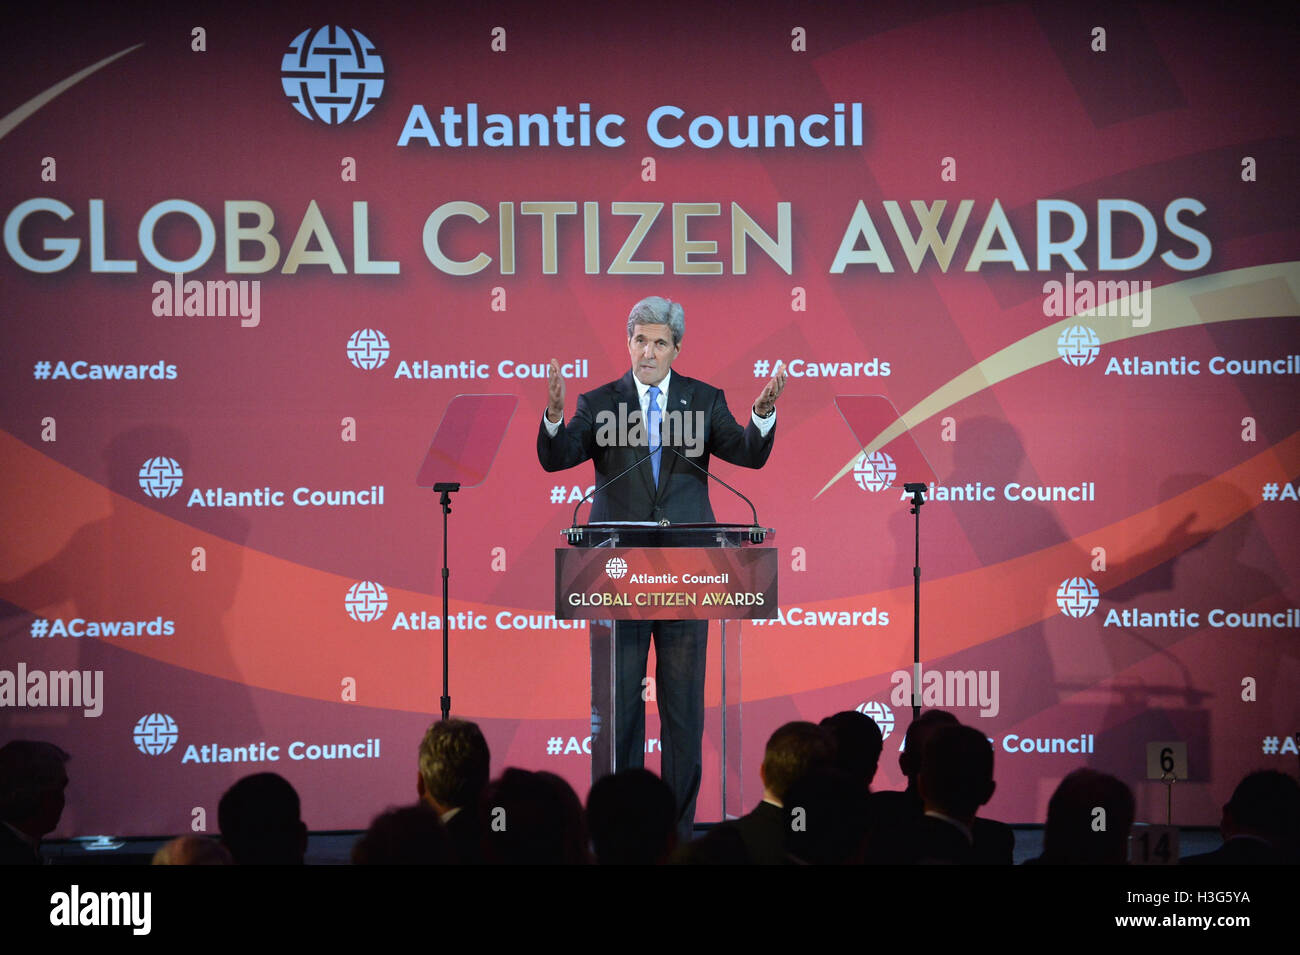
[1181,770,1300,865]
[586,768,677,864]
[784,767,872,864]
[417,718,491,863]
[6,715,1294,867]
[352,804,454,865]
[217,772,308,865]
[0,740,69,866]
[1026,768,1134,865]
[865,711,1013,864]
[479,768,591,864]
[715,721,834,864]
[819,710,884,792]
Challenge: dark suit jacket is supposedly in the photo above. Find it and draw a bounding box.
[444,807,484,865]
[538,370,774,523]
[865,789,1014,865]
[971,816,1015,865]
[1181,836,1284,865]
[0,824,40,865]
[722,800,788,865]
[914,815,975,865]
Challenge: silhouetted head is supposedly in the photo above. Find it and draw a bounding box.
[351,804,453,865]
[918,724,995,822]
[480,769,590,864]
[0,740,70,839]
[760,721,834,805]
[898,709,959,786]
[1042,768,1135,864]
[586,768,678,864]
[218,772,308,865]
[417,718,490,814]
[1222,770,1300,857]
[535,771,590,863]
[820,710,884,790]
[784,767,871,864]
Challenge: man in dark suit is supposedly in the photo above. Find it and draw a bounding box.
[417,718,491,864]
[913,723,1013,865]
[539,296,785,842]
[218,772,308,865]
[1024,767,1133,865]
[0,740,69,865]
[866,711,1014,864]
[1182,770,1300,866]
[722,721,834,864]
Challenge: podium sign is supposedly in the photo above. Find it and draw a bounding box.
[556,547,778,620]
[560,523,774,822]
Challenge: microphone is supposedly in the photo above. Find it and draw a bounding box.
[662,445,767,543]
[566,453,655,543]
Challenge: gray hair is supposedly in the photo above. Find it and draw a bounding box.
[627,296,684,347]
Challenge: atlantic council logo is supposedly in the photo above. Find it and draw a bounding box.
[856,701,895,739]
[605,557,628,580]
[133,713,179,755]
[281,26,385,124]
[1057,325,1100,367]
[347,329,390,370]
[1057,576,1100,618]
[138,457,183,498]
[852,451,896,492]
[345,581,388,622]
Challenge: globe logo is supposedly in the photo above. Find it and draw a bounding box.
[605,557,628,580]
[347,329,390,370]
[1056,576,1100,618]
[1057,324,1100,367]
[856,701,895,740]
[138,457,184,498]
[281,26,385,124]
[133,713,179,756]
[345,581,388,622]
[852,451,896,492]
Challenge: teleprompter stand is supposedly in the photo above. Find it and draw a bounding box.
[835,396,937,724]
[416,394,517,721]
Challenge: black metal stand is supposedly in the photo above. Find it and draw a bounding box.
[904,481,927,722]
[434,481,460,721]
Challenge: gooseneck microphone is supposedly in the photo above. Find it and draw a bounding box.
[563,410,769,544]
[662,446,766,543]
[566,453,656,541]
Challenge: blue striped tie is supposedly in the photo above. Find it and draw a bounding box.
[648,385,662,485]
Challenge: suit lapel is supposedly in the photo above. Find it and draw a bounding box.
[658,374,692,497]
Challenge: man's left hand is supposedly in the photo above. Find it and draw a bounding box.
[753,360,786,418]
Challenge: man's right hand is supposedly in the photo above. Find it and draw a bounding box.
[546,358,565,423]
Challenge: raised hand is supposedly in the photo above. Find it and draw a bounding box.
[753,360,787,418]
[546,358,566,423]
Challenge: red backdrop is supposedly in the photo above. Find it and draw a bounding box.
[1,1,1297,835]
